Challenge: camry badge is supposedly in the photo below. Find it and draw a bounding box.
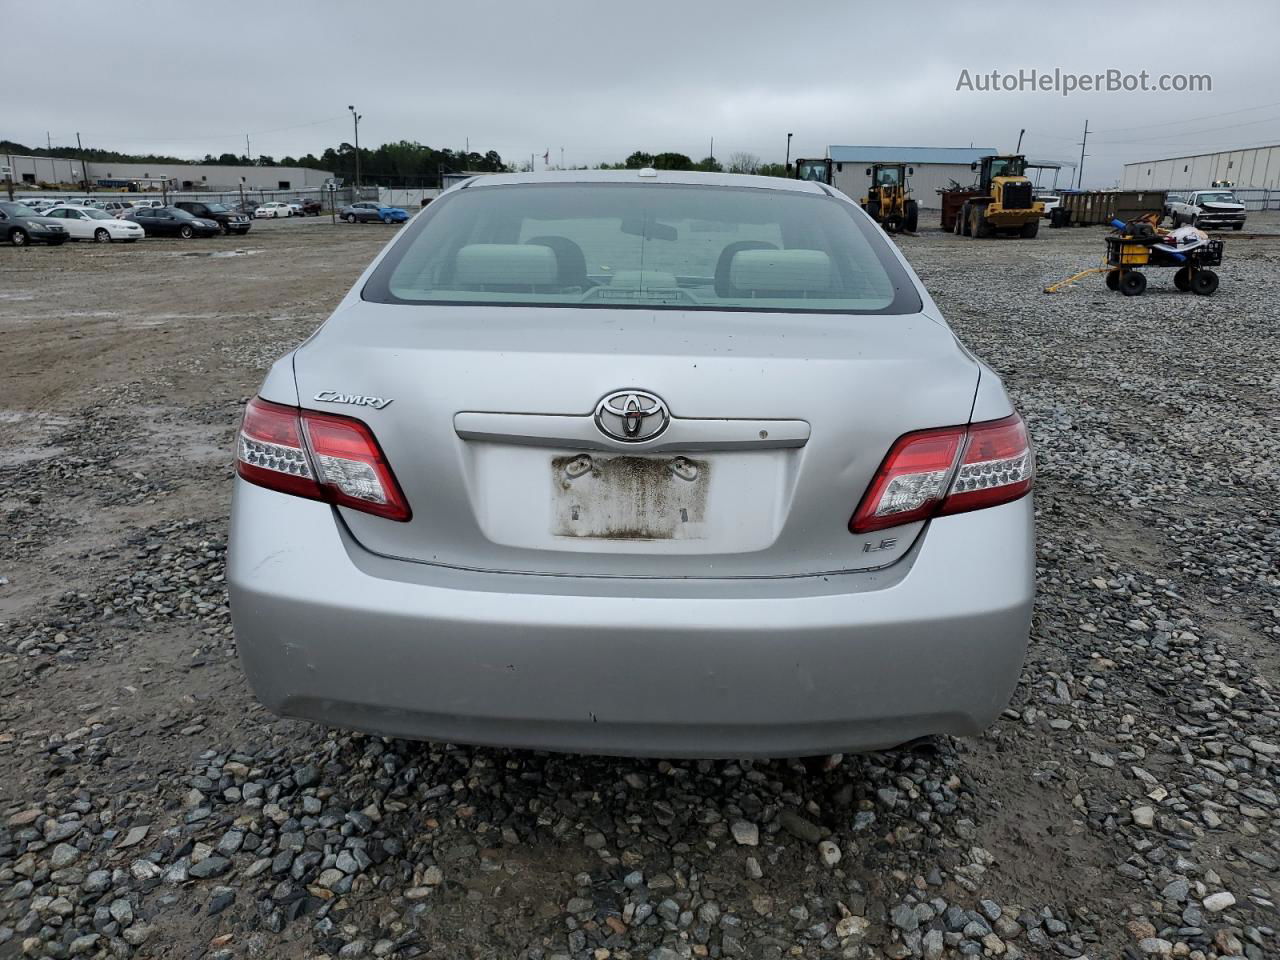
[313,391,394,410]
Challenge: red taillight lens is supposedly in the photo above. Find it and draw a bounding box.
[849,413,1033,534]
[849,425,966,534]
[301,412,411,521]
[236,397,411,522]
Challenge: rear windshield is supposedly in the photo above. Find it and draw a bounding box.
[364,182,919,314]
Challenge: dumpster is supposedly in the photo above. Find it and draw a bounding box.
[1054,190,1167,227]
[939,189,981,232]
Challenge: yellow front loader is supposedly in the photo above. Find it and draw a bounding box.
[860,163,919,233]
[955,155,1044,238]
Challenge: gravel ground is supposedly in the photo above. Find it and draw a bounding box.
[1,212,1277,960]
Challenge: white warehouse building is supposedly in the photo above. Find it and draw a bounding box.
[2,153,333,191]
[828,146,995,209]
[1122,144,1280,190]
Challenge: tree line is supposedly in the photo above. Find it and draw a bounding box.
[0,139,508,187]
[597,151,788,177]
[3,138,791,184]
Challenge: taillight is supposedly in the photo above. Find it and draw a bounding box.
[936,414,1034,518]
[849,413,1032,534]
[236,397,323,502]
[236,397,411,522]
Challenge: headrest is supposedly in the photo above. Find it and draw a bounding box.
[728,249,833,294]
[454,244,558,287]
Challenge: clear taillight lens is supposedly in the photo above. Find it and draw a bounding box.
[237,397,322,501]
[236,397,411,522]
[850,413,1033,534]
[937,415,1034,517]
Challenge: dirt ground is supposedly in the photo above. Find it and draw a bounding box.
[1,211,1277,960]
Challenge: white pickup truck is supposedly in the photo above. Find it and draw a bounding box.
[1165,190,1247,230]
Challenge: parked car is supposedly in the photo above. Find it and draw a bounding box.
[229,170,1036,758]
[0,201,70,246]
[42,205,145,242]
[1035,192,1061,217]
[122,205,220,238]
[99,200,135,217]
[339,201,409,223]
[288,197,322,216]
[129,198,165,209]
[175,200,252,235]
[255,202,293,218]
[1165,190,1247,230]
[19,198,58,213]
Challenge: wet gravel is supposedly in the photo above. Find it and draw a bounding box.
[0,215,1277,959]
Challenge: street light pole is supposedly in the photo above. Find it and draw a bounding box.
[786,133,793,170]
[348,105,363,192]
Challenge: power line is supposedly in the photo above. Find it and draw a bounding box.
[1091,113,1280,145]
[1090,99,1280,134]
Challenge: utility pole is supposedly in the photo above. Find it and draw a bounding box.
[710,137,714,164]
[46,132,51,150]
[245,134,251,163]
[348,105,362,191]
[560,146,564,169]
[1076,119,1089,189]
[785,133,793,170]
[76,132,90,192]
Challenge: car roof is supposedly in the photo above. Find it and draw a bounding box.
[453,169,832,196]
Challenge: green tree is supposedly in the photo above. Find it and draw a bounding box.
[652,152,693,170]
[624,151,654,169]
[694,156,723,172]
[757,162,790,178]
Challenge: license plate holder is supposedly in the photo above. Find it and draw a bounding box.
[551,454,710,540]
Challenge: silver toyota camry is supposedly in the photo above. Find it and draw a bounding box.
[228,170,1034,758]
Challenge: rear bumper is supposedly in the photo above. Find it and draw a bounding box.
[228,481,1034,757]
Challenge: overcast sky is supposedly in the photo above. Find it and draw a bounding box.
[8,0,1280,186]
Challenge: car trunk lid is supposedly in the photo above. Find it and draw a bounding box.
[293,303,979,578]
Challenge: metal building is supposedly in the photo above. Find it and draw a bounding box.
[828,146,996,209]
[1122,145,1280,190]
[2,153,333,191]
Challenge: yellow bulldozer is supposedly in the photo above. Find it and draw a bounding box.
[954,154,1043,238]
[860,163,919,233]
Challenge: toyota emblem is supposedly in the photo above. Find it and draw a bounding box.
[594,390,670,442]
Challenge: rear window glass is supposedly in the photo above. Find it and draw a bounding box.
[364,182,919,314]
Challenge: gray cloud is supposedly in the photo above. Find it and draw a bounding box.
[6,0,1278,185]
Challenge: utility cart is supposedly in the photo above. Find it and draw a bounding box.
[1103,225,1223,296]
[1045,217,1224,296]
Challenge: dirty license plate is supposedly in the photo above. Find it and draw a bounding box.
[551,454,710,540]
